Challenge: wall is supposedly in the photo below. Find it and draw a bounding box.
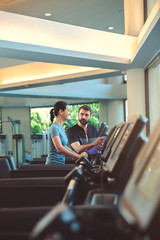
[99,100,124,130]
[99,76,125,130]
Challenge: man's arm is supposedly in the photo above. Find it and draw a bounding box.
[71,137,105,154]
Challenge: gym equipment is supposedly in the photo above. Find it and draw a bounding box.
[0,114,150,239]
[31,134,46,159]
[12,134,25,165]
[0,134,9,156]
[98,122,109,137]
[10,164,75,178]
[29,117,160,240]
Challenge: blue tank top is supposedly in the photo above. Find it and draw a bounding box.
[46,122,68,164]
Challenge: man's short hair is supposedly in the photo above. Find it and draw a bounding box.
[79,105,92,114]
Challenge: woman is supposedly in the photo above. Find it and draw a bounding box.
[46,101,87,164]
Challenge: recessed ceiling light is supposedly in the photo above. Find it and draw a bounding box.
[108,26,114,30]
[45,13,52,17]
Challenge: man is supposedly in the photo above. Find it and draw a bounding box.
[67,105,104,154]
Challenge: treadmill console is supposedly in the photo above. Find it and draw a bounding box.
[120,118,160,231]
[103,114,148,173]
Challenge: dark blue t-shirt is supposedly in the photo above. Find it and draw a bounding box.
[67,124,98,148]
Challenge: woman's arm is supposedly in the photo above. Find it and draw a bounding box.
[52,136,87,158]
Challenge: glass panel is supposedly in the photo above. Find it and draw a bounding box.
[137,141,160,200]
[30,103,99,134]
[148,54,160,132]
[146,0,157,18]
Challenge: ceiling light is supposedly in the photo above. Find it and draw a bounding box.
[45,13,52,17]
[108,26,114,30]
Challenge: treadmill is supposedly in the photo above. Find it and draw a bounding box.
[0,115,147,209]
[0,114,150,238]
[98,121,125,162]
[87,114,148,194]
[29,117,160,240]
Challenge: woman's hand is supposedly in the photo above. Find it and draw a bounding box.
[79,151,88,158]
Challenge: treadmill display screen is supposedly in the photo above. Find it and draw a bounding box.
[101,126,121,159]
[110,123,133,163]
[136,141,160,200]
[112,127,121,141]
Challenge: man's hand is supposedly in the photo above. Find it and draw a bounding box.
[95,137,106,145]
[95,137,106,150]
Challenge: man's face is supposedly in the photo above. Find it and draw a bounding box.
[78,109,91,126]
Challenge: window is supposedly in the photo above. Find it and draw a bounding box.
[30,102,99,134]
[145,53,160,135]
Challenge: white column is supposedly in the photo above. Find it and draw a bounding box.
[126,69,146,118]
[124,0,144,36]
[124,0,146,126]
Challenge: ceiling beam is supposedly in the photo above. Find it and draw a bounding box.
[0,10,136,70]
[0,66,121,90]
[0,82,127,100]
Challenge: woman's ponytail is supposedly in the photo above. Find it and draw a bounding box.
[50,108,55,124]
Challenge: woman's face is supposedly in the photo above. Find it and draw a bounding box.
[62,105,71,120]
